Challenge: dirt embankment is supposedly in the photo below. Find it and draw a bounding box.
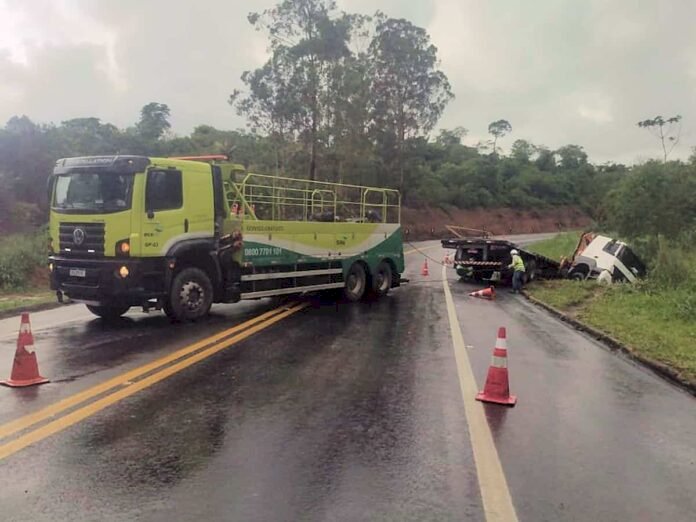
[401,205,591,240]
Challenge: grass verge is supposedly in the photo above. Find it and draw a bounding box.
[527,233,696,387]
[526,231,581,261]
[0,290,56,314]
[0,230,53,316]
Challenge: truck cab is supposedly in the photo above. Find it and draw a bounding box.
[567,234,646,283]
[48,155,243,320]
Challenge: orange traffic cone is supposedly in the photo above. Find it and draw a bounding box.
[421,259,429,276]
[469,286,496,300]
[476,327,516,406]
[1,313,49,388]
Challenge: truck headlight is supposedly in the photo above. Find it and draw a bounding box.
[116,239,131,256]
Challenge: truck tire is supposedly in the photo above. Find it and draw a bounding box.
[86,304,130,320]
[569,265,589,281]
[372,261,392,297]
[344,263,367,302]
[167,267,214,321]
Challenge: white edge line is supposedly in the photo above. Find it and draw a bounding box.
[441,264,519,522]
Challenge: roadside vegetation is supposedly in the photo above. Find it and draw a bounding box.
[526,231,582,261]
[0,230,54,313]
[527,228,696,385]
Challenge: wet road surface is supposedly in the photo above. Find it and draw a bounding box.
[0,236,694,521]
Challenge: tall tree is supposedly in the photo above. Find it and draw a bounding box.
[368,16,453,192]
[487,119,512,155]
[637,115,682,162]
[136,102,171,141]
[238,0,351,180]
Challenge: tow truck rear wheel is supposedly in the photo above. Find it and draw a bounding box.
[166,267,213,321]
[344,263,367,302]
[86,304,130,320]
[372,261,392,297]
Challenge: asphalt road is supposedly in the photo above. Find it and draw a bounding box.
[0,236,694,521]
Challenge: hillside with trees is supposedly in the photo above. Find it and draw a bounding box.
[0,0,694,259]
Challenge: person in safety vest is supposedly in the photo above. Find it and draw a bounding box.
[508,249,525,293]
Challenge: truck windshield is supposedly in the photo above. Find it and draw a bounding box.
[52,172,134,213]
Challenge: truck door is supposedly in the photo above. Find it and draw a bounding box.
[141,168,186,257]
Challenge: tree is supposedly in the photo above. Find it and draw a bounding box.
[555,144,588,170]
[60,118,121,155]
[510,139,535,163]
[436,127,468,147]
[368,16,453,192]
[534,146,556,171]
[637,115,682,162]
[487,119,512,155]
[136,102,171,141]
[237,0,352,180]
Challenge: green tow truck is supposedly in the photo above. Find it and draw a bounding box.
[48,155,404,321]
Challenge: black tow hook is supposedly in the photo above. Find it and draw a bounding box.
[400,277,411,284]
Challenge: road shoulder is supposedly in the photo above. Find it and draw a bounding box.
[522,289,696,396]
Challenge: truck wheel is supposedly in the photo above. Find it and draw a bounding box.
[568,265,588,281]
[344,263,367,302]
[168,267,214,321]
[86,304,130,320]
[570,271,587,281]
[372,261,392,297]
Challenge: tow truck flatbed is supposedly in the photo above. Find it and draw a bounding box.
[441,237,561,284]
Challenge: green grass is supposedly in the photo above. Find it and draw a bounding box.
[528,280,696,385]
[528,280,598,310]
[0,230,47,291]
[0,291,55,313]
[527,231,582,261]
[582,286,696,381]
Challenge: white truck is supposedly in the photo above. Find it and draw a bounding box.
[565,233,646,283]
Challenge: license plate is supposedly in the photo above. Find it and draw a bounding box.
[69,268,86,278]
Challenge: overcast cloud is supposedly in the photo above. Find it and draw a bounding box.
[1,0,694,164]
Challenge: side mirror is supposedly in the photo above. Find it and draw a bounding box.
[147,209,155,219]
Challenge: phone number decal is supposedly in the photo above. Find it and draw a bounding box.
[244,247,283,257]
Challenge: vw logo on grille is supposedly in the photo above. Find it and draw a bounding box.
[73,228,86,246]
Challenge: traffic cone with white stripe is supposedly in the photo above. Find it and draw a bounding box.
[421,259,429,276]
[1,313,49,387]
[476,327,516,406]
[469,286,495,300]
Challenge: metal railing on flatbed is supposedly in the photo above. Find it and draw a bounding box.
[226,173,401,224]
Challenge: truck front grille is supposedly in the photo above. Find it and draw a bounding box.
[59,222,106,257]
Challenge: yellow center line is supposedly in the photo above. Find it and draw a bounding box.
[441,265,518,522]
[0,302,308,462]
[0,303,294,441]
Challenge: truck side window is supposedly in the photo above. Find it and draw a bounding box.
[146,170,182,212]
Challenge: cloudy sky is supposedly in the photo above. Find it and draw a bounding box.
[1,0,694,164]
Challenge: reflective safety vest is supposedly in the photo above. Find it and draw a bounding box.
[511,254,525,272]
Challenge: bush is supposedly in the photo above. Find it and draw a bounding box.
[0,230,47,291]
[648,236,696,290]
